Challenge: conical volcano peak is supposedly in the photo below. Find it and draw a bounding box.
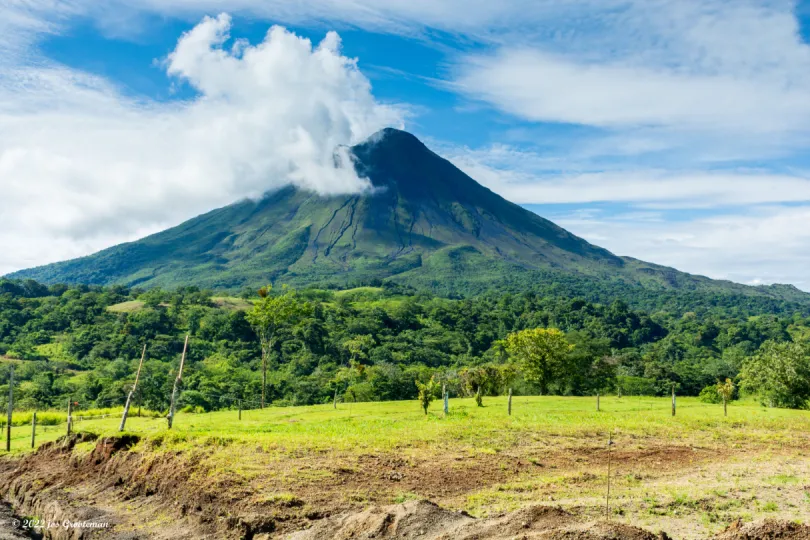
[352,127,431,168]
[350,127,477,197]
[362,127,426,149]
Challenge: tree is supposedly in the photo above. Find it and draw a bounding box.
[342,335,375,365]
[415,377,439,415]
[504,328,574,394]
[458,364,505,406]
[741,341,810,409]
[716,378,734,416]
[246,286,312,408]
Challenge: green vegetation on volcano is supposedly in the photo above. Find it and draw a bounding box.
[8,129,809,309]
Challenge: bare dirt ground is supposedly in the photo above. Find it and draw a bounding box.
[0,433,808,539]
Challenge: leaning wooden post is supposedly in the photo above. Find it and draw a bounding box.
[597,392,600,412]
[671,385,676,417]
[66,398,72,436]
[508,388,512,416]
[606,431,613,520]
[6,367,13,452]
[31,412,36,449]
[167,334,189,430]
[120,344,147,432]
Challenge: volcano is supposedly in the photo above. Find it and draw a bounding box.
[8,128,807,303]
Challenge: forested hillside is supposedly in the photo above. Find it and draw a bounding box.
[1,277,808,412]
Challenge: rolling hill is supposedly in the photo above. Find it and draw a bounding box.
[7,128,809,305]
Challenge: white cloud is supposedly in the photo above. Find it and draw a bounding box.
[448,1,810,163]
[0,13,403,274]
[445,145,810,207]
[554,205,810,291]
[454,49,810,133]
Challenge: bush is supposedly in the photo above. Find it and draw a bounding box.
[698,385,722,404]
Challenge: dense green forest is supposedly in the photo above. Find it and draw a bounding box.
[1,277,809,413]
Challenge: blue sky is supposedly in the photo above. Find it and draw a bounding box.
[3,1,810,289]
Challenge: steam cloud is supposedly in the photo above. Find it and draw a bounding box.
[0,13,403,274]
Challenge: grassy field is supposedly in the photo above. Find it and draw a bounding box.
[5,396,810,537]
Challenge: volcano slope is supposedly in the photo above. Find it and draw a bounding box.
[9,129,810,308]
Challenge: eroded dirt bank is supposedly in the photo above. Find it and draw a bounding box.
[0,433,806,539]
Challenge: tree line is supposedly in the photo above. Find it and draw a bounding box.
[1,278,809,412]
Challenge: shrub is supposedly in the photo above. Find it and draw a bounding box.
[699,385,722,404]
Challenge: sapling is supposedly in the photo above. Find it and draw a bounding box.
[415,377,440,415]
[717,378,734,417]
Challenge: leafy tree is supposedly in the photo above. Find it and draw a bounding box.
[504,328,574,394]
[741,341,810,409]
[246,286,313,408]
[342,335,375,365]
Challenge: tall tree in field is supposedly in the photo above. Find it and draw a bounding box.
[504,328,573,394]
[247,286,312,408]
[741,340,810,409]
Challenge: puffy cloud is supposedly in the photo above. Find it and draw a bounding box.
[0,13,403,274]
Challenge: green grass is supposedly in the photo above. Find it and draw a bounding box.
[107,300,145,313]
[4,395,809,539]
[5,396,808,456]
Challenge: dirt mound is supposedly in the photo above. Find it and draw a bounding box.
[714,518,810,539]
[285,500,666,540]
[86,434,140,464]
[287,500,473,539]
[548,522,671,540]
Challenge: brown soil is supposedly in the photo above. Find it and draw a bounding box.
[0,434,802,539]
[714,518,810,539]
[287,499,672,540]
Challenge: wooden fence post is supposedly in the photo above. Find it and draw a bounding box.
[443,387,449,416]
[67,398,72,437]
[606,431,613,520]
[31,412,36,449]
[671,385,676,417]
[508,388,512,416]
[238,400,242,421]
[333,387,338,410]
[597,393,600,412]
[120,343,147,432]
[6,367,12,452]
[167,334,189,430]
